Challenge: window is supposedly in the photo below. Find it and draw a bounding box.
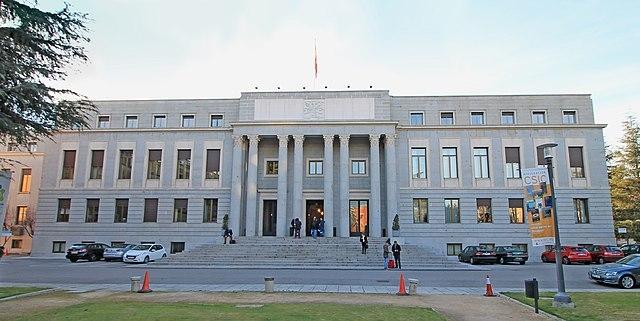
[440,112,454,125]
[505,147,521,178]
[536,146,546,166]
[57,199,71,222]
[176,149,191,179]
[52,241,66,253]
[173,199,188,222]
[118,150,133,179]
[85,199,99,223]
[203,198,218,223]
[473,147,489,178]
[411,147,427,179]
[114,199,129,223]
[479,243,495,250]
[442,147,458,179]
[265,160,278,175]
[61,150,76,179]
[476,198,492,223]
[501,111,515,124]
[413,198,428,223]
[28,142,37,152]
[111,241,125,247]
[308,160,323,175]
[532,111,546,124]
[351,160,366,175]
[181,115,195,127]
[512,244,528,252]
[574,198,589,223]
[409,112,424,125]
[125,115,138,128]
[569,147,585,178]
[470,112,485,125]
[19,168,31,192]
[97,115,110,128]
[143,198,158,223]
[509,198,525,224]
[15,206,27,225]
[7,143,18,151]
[170,242,185,254]
[447,243,463,256]
[147,149,162,179]
[11,239,22,249]
[153,115,167,128]
[210,115,223,127]
[90,150,104,179]
[205,149,220,179]
[444,198,460,223]
[563,111,577,124]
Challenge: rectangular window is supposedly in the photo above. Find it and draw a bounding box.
[11,239,22,249]
[473,147,489,178]
[501,111,515,124]
[181,115,195,127]
[173,199,188,222]
[413,198,428,223]
[569,147,585,178]
[411,147,427,179]
[470,112,485,125]
[509,198,525,224]
[574,198,589,223]
[205,149,221,179]
[444,198,460,223]
[265,160,279,175]
[409,112,424,125]
[97,115,110,128]
[114,199,129,223]
[442,147,458,179]
[351,160,366,175]
[170,242,185,254]
[447,243,463,256]
[143,198,158,223]
[563,111,577,124]
[52,241,66,253]
[536,146,546,166]
[147,149,162,179]
[308,160,323,175]
[61,150,76,179]
[125,115,138,128]
[118,150,133,179]
[476,198,492,223]
[480,243,495,250]
[19,168,32,193]
[505,147,521,178]
[57,199,71,222]
[15,206,27,225]
[532,111,546,124]
[203,198,218,223]
[176,149,191,179]
[90,150,104,179]
[153,115,167,128]
[85,199,100,223]
[111,241,125,247]
[210,115,223,127]
[440,112,454,125]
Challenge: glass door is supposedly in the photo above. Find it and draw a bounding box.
[349,200,369,236]
[262,200,277,236]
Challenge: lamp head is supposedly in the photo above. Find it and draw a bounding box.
[538,143,558,160]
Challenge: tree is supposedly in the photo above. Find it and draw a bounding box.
[0,0,94,147]
[609,116,640,221]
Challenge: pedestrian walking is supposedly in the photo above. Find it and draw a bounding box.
[392,240,402,269]
[383,238,391,269]
[360,233,368,254]
[294,218,302,238]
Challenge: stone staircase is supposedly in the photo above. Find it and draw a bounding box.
[157,237,472,270]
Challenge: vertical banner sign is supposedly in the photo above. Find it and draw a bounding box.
[0,169,11,236]
[522,168,556,246]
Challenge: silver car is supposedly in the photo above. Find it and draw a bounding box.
[103,244,136,262]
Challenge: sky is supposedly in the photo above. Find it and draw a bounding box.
[38,0,640,146]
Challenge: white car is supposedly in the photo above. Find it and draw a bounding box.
[123,244,167,263]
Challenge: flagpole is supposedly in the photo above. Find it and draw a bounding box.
[313,37,318,90]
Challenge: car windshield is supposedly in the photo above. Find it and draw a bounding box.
[110,244,127,248]
[70,244,87,248]
[572,247,588,253]
[617,256,640,266]
[478,247,493,251]
[132,245,152,251]
[606,246,621,252]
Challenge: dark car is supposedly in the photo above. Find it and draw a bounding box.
[495,246,528,265]
[589,245,625,264]
[620,244,640,256]
[541,246,591,265]
[589,254,640,289]
[458,246,497,264]
[66,243,109,262]
[103,244,136,262]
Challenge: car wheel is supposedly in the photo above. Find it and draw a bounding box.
[598,257,605,264]
[541,256,548,263]
[470,257,476,265]
[89,254,97,262]
[162,253,167,258]
[562,257,570,265]
[499,257,506,265]
[143,256,150,264]
[619,275,636,289]
[519,261,526,265]
[104,258,111,262]
[69,258,77,263]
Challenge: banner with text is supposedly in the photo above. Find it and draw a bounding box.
[522,167,556,246]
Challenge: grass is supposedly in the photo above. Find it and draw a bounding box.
[15,301,445,321]
[504,291,640,321]
[0,287,47,299]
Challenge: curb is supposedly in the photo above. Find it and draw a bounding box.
[498,292,565,321]
[0,288,57,302]
[141,264,488,271]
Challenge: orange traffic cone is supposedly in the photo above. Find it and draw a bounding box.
[138,271,152,293]
[484,274,495,297]
[396,273,408,296]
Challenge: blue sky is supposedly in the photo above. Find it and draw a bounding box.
[40,0,639,146]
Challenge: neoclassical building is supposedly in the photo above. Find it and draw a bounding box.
[30,90,615,259]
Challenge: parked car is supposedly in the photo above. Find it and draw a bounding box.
[541,246,591,265]
[103,244,136,262]
[66,243,110,263]
[123,244,167,264]
[588,254,640,289]
[589,245,625,264]
[495,246,528,265]
[458,246,497,264]
[620,244,640,256]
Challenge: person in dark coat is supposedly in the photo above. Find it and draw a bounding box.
[360,233,369,254]
[383,238,391,269]
[223,228,233,244]
[392,240,402,269]
[294,218,302,238]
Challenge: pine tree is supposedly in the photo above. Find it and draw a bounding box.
[610,116,640,222]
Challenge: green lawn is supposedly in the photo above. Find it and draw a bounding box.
[504,291,640,321]
[0,287,47,299]
[15,302,445,321]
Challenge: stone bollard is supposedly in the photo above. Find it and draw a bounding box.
[130,276,142,292]
[264,277,275,293]
[408,278,419,295]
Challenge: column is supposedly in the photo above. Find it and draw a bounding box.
[244,135,260,236]
[339,134,350,237]
[323,134,334,237]
[229,135,245,235]
[369,134,382,237]
[276,135,289,237]
[385,134,398,237]
[292,135,305,235]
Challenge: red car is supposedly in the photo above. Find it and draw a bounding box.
[541,246,592,265]
[589,245,625,264]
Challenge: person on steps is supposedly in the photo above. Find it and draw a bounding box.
[223,228,233,244]
[360,233,368,254]
[383,238,391,269]
[294,218,302,238]
[392,240,402,269]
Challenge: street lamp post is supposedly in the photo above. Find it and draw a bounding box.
[539,143,574,308]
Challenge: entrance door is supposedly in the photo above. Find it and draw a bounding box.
[349,200,369,236]
[262,200,277,236]
[305,200,324,236]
